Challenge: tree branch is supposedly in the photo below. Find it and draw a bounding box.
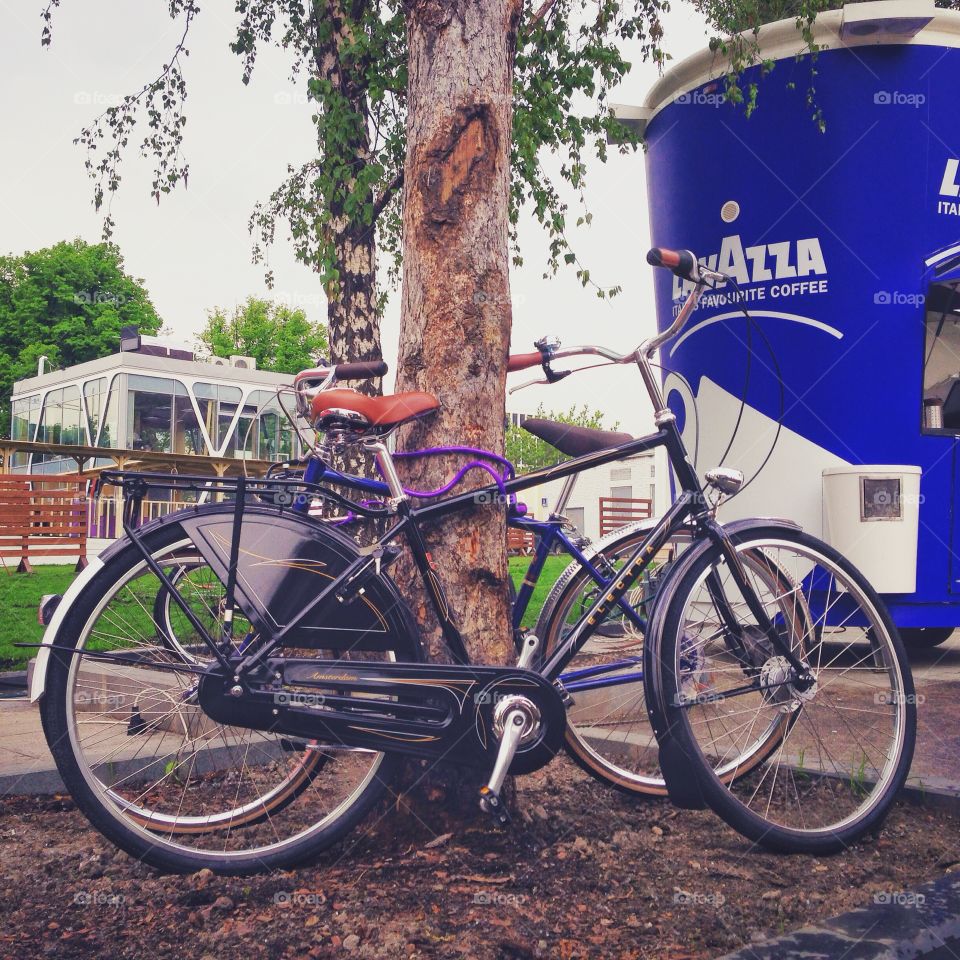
[371,171,404,223]
[528,0,560,28]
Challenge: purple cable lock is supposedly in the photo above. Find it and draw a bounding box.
[391,445,515,498]
[321,445,518,524]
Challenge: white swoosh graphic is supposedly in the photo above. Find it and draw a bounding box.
[668,310,844,357]
[925,242,960,268]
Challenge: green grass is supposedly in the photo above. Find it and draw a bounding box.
[509,554,568,629]
[0,565,79,670]
[0,555,570,670]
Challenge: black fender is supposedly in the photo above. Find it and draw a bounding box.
[113,503,423,658]
[642,516,802,809]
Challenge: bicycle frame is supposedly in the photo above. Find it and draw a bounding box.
[294,455,648,637]
[106,274,808,700]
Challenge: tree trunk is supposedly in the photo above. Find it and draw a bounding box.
[310,0,384,484]
[392,0,521,819]
[327,221,382,399]
[327,222,382,482]
[312,0,384,400]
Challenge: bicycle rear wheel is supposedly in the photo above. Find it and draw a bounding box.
[655,525,916,853]
[40,510,420,874]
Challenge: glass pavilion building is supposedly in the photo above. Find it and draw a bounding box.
[9,340,300,475]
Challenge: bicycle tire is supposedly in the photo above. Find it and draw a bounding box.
[653,524,916,853]
[40,509,421,874]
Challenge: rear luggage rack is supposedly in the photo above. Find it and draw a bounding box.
[96,469,392,526]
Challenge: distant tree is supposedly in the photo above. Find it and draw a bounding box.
[507,404,619,473]
[0,238,161,437]
[197,296,329,375]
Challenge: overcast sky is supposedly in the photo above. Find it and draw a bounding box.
[1,0,711,434]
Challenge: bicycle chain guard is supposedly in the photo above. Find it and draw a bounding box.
[197,659,567,773]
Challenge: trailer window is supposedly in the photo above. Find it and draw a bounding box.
[922,280,960,435]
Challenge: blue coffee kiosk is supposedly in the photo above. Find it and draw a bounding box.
[640,0,960,647]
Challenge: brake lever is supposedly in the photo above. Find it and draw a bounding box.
[294,370,337,418]
[509,376,549,394]
[508,368,571,394]
[700,267,727,288]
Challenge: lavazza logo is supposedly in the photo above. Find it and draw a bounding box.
[939,158,960,217]
[671,234,828,313]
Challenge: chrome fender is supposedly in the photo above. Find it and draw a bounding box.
[29,556,105,702]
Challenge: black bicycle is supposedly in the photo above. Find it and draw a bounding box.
[33,248,916,874]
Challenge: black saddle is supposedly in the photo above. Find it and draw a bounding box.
[521,417,634,459]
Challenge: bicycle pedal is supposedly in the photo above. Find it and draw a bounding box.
[479,786,511,826]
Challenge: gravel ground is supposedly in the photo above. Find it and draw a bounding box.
[1,758,958,960]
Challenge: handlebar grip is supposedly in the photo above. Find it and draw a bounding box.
[333,360,388,380]
[646,247,700,282]
[507,352,543,372]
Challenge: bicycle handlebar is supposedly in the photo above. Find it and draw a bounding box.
[294,360,387,386]
[510,246,726,393]
[507,352,543,372]
[646,246,727,288]
[333,360,388,380]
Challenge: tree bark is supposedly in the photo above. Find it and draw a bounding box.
[392,0,522,818]
[327,220,382,399]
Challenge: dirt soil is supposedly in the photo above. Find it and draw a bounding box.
[911,679,960,784]
[1,759,957,960]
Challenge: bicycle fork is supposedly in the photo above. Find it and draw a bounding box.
[709,527,814,688]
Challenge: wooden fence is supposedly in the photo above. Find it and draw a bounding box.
[507,527,536,556]
[598,496,653,537]
[0,474,89,572]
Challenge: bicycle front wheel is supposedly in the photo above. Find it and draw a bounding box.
[536,523,800,797]
[655,524,916,853]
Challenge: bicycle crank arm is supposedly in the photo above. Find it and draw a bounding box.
[196,659,566,773]
[479,695,543,826]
